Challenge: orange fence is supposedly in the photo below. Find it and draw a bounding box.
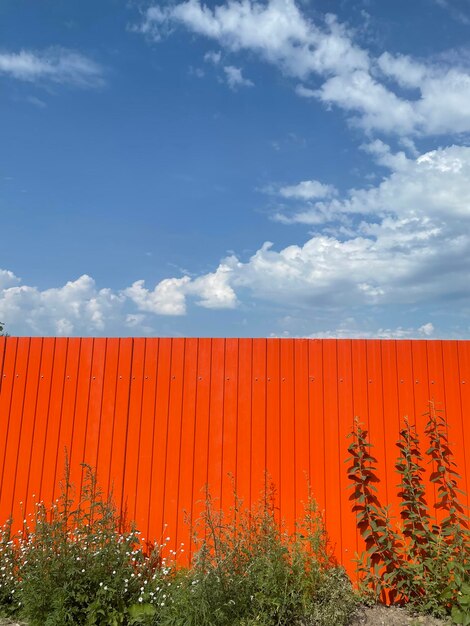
[1,337,469,571]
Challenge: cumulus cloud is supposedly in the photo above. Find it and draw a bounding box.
[204,49,253,90]
[0,275,124,336]
[135,0,470,136]
[0,267,237,336]
[279,179,336,200]
[2,145,470,336]
[360,139,409,171]
[0,270,19,290]
[0,47,104,87]
[204,50,222,64]
[124,264,237,314]
[191,264,238,309]
[313,69,420,135]
[137,0,368,78]
[223,65,254,89]
[230,145,470,312]
[124,277,191,316]
[270,315,440,339]
[274,144,470,226]
[305,322,436,340]
[419,322,435,337]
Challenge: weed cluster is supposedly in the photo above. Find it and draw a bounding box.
[7,400,466,625]
[347,403,470,624]
[0,460,166,625]
[163,489,356,626]
[0,463,356,626]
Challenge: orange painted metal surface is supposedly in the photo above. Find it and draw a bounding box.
[1,337,469,571]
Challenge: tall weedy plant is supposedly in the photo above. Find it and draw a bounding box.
[162,487,357,626]
[348,403,470,623]
[346,418,403,603]
[0,457,164,626]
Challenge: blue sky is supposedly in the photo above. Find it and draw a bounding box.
[1,0,470,337]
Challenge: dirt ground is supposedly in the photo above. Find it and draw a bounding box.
[0,606,453,626]
[349,605,451,626]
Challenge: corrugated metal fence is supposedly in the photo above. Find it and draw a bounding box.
[0,337,469,571]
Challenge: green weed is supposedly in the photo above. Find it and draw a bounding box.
[0,463,357,626]
[347,402,470,622]
[158,488,356,626]
[0,457,164,625]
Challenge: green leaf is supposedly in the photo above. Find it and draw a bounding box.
[128,603,157,624]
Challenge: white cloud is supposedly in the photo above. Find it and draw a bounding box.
[279,179,336,200]
[276,144,470,225]
[376,51,470,135]
[0,47,104,87]
[315,70,420,135]
[26,95,47,108]
[190,263,238,308]
[305,322,436,339]
[0,267,237,335]
[360,139,409,171]
[2,146,470,336]
[226,145,470,312]
[377,52,427,89]
[138,0,368,79]
[399,137,419,158]
[433,0,470,25]
[136,0,470,137]
[0,270,19,290]
[294,84,316,99]
[223,65,254,89]
[124,265,237,314]
[0,275,124,336]
[419,322,435,336]
[144,0,365,89]
[304,49,470,135]
[204,50,222,64]
[124,277,191,316]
